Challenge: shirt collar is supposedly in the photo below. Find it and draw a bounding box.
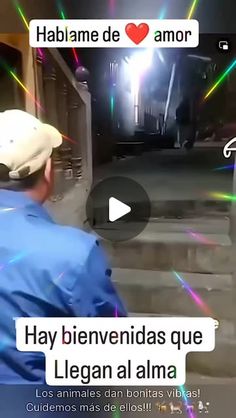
[0,190,54,222]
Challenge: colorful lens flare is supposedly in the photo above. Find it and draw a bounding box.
[46,271,66,295]
[9,251,28,264]
[110,95,115,118]
[204,59,236,100]
[187,0,200,19]
[61,133,77,145]
[60,10,66,20]
[10,70,44,112]
[0,251,28,272]
[173,271,214,317]
[37,48,44,58]
[9,71,76,144]
[209,191,236,201]
[59,7,80,65]
[186,229,217,246]
[180,385,196,418]
[213,164,236,171]
[158,7,167,19]
[109,0,116,17]
[72,47,79,64]
[112,405,120,418]
[158,0,169,19]
[0,207,16,213]
[15,3,44,59]
[9,71,76,145]
[16,4,29,30]
[0,56,75,145]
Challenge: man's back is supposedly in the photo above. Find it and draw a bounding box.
[0,190,126,383]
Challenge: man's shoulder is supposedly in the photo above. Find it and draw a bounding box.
[52,222,97,248]
[39,222,98,264]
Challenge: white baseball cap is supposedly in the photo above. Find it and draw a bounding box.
[0,109,62,179]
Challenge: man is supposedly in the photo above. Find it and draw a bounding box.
[175,96,195,149]
[0,109,126,384]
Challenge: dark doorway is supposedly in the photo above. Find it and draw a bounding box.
[0,42,25,111]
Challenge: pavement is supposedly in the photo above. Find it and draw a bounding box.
[94,146,234,202]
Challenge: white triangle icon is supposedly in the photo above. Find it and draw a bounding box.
[109,197,131,222]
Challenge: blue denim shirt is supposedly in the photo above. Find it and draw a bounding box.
[0,190,126,383]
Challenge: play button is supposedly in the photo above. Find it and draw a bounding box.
[109,197,131,222]
[86,176,151,242]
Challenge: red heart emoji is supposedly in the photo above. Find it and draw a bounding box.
[125,23,149,45]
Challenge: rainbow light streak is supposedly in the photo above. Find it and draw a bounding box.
[204,59,236,100]
[173,271,213,316]
[2,60,75,145]
[158,7,167,20]
[112,403,120,418]
[110,95,115,118]
[52,271,65,287]
[0,207,16,213]
[114,305,118,317]
[109,0,116,17]
[37,48,44,58]
[61,133,77,145]
[158,0,169,19]
[186,229,217,246]
[187,0,200,19]
[7,69,76,144]
[60,8,80,65]
[0,251,28,272]
[156,3,167,64]
[10,70,44,112]
[112,409,120,418]
[9,251,28,264]
[16,4,29,30]
[72,47,79,64]
[16,3,44,59]
[213,164,236,171]
[60,10,66,20]
[180,385,196,418]
[209,191,236,201]
[0,340,8,353]
[48,271,65,295]
[9,72,75,144]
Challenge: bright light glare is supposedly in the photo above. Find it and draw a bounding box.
[129,49,153,75]
[157,50,165,63]
[188,54,212,62]
[127,50,153,125]
[129,49,153,96]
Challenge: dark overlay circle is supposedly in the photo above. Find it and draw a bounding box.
[86,176,151,242]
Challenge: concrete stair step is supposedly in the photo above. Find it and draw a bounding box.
[90,200,230,225]
[104,232,232,274]
[112,269,233,320]
[113,269,232,289]
[151,200,230,218]
[97,217,229,234]
[127,314,236,377]
[148,217,229,234]
[129,313,234,338]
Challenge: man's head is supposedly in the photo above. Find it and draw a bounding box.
[0,109,62,203]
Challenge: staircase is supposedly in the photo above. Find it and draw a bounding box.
[99,202,236,377]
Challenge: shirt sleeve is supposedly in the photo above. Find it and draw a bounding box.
[70,240,127,317]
